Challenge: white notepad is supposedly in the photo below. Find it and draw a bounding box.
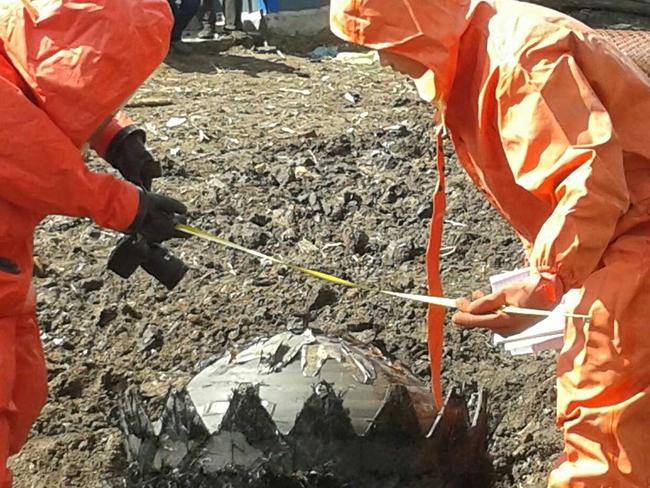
[489,268,577,356]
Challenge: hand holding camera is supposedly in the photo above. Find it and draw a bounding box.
[128,190,188,242]
[108,190,189,290]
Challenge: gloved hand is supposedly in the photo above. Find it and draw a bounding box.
[452,273,564,337]
[105,127,161,190]
[128,190,188,243]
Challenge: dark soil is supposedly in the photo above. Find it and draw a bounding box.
[9,9,650,488]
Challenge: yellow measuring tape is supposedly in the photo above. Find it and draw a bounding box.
[176,224,589,320]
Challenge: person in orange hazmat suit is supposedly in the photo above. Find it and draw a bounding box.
[0,0,188,486]
[331,0,650,486]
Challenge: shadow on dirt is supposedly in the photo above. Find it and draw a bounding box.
[165,51,304,77]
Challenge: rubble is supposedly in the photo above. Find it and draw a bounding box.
[307,285,338,311]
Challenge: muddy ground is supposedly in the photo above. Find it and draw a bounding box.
[9,9,650,488]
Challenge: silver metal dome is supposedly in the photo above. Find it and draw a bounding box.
[186,330,437,436]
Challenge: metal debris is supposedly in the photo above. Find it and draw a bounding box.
[120,331,493,488]
[300,343,343,378]
[165,116,187,128]
[185,331,435,436]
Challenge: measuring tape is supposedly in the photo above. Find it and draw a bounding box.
[176,223,589,320]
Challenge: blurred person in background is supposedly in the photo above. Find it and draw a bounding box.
[168,0,201,53]
[197,0,243,39]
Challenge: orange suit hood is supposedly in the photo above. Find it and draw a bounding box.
[0,0,172,148]
[330,0,476,103]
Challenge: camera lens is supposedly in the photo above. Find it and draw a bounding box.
[108,236,150,279]
[141,244,188,290]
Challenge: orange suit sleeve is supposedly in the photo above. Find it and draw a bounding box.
[90,111,135,159]
[497,52,629,290]
[0,81,139,231]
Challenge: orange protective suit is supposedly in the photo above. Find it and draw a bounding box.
[331,0,650,486]
[91,111,138,159]
[0,0,172,485]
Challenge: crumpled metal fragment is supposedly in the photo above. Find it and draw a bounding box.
[187,330,435,435]
[301,343,343,377]
[121,331,493,488]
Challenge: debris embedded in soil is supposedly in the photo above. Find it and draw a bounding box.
[307,285,339,311]
[120,331,492,488]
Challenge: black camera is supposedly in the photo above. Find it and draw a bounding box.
[108,235,188,290]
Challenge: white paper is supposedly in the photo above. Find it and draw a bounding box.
[490,268,577,356]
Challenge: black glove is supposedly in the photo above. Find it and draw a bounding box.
[128,190,188,243]
[105,126,161,190]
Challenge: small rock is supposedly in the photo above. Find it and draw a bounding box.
[343,191,362,205]
[187,313,202,324]
[166,116,186,128]
[97,307,118,327]
[271,208,293,227]
[286,315,307,332]
[299,129,318,139]
[81,278,104,293]
[140,379,170,398]
[346,200,359,212]
[347,316,374,333]
[272,166,295,186]
[296,193,310,204]
[350,329,376,343]
[308,192,319,208]
[58,312,72,326]
[345,230,369,255]
[297,238,320,254]
[281,228,297,241]
[227,327,241,341]
[239,226,269,249]
[343,92,360,105]
[294,166,314,178]
[140,325,164,352]
[32,257,47,278]
[392,274,416,292]
[328,203,346,222]
[416,203,433,219]
[308,285,338,311]
[383,239,424,264]
[253,307,272,322]
[381,184,403,204]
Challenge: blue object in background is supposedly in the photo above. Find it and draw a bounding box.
[261,0,275,13]
[278,0,324,10]
[251,0,326,13]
